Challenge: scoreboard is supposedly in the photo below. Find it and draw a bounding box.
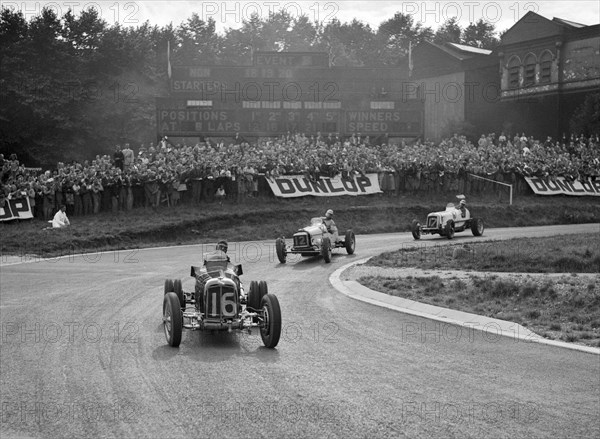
[156,103,422,136]
[157,51,423,138]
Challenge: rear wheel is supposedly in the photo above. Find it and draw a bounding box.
[173,279,185,311]
[471,217,484,236]
[344,230,356,254]
[248,280,261,311]
[321,237,332,263]
[275,237,287,263]
[163,292,182,347]
[445,220,455,239]
[260,294,282,348]
[411,220,421,240]
[258,281,268,299]
[164,279,174,295]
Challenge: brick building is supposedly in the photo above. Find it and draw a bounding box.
[412,12,599,141]
[498,11,600,139]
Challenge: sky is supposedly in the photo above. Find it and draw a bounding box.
[2,1,599,34]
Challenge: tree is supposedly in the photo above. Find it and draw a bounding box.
[462,19,499,49]
[377,12,433,66]
[434,17,462,45]
[321,18,380,66]
[569,93,600,137]
[175,14,223,65]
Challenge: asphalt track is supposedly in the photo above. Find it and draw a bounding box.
[1,224,599,438]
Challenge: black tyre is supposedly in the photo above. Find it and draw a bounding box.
[275,237,287,263]
[164,279,174,295]
[163,292,182,347]
[344,230,356,255]
[247,280,261,310]
[173,278,185,310]
[411,220,421,240]
[471,217,484,236]
[445,220,455,239]
[260,294,282,348]
[258,281,268,299]
[321,237,332,263]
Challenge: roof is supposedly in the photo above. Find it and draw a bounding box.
[552,17,587,28]
[446,43,492,56]
[500,11,596,46]
[424,41,492,61]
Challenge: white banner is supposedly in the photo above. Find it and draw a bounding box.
[0,198,34,221]
[267,173,382,198]
[525,177,600,196]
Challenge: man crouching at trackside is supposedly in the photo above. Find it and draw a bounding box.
[323,209,339,243]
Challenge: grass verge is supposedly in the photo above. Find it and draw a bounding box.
[357,233,600,347]
[368,234,600,273]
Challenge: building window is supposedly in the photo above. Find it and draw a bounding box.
[242,101,260,109]
[507,56,520,89]
[187,100,212,107]
[261,101,280,109]
[304,102,323,109]
[540,51,552,83]
[524,54,536,86]
[283,101,302,109]
[370,101,395,109]
[323,101,341,109]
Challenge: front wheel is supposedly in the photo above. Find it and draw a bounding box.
[275,237,287,263]
[411,220,421,240]
[321,237,332,263]
[260,294,282,348]
[344,230,356,254]
[471,217,484,236]
[445,220,455,239]
[163,292,182,347]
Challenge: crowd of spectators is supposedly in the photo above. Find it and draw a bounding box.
[1,131,598,220]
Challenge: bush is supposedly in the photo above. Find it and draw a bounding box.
[487,279,519,298]
[521,282,538,298]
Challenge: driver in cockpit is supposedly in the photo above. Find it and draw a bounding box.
[322,209,339,242]
[458,199,467,218]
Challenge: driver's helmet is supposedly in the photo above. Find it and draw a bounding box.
[459,200,466,207]
[216,239,228,253]
[325,209,334,218]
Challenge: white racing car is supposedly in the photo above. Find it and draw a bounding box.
[411,195,484,239]
[275,217,356,263]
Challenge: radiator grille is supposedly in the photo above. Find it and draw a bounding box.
[294,234,308,247]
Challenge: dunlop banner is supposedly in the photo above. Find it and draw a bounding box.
[267,174,382,198]
[0,197,34,221]
[525,177,600,196]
